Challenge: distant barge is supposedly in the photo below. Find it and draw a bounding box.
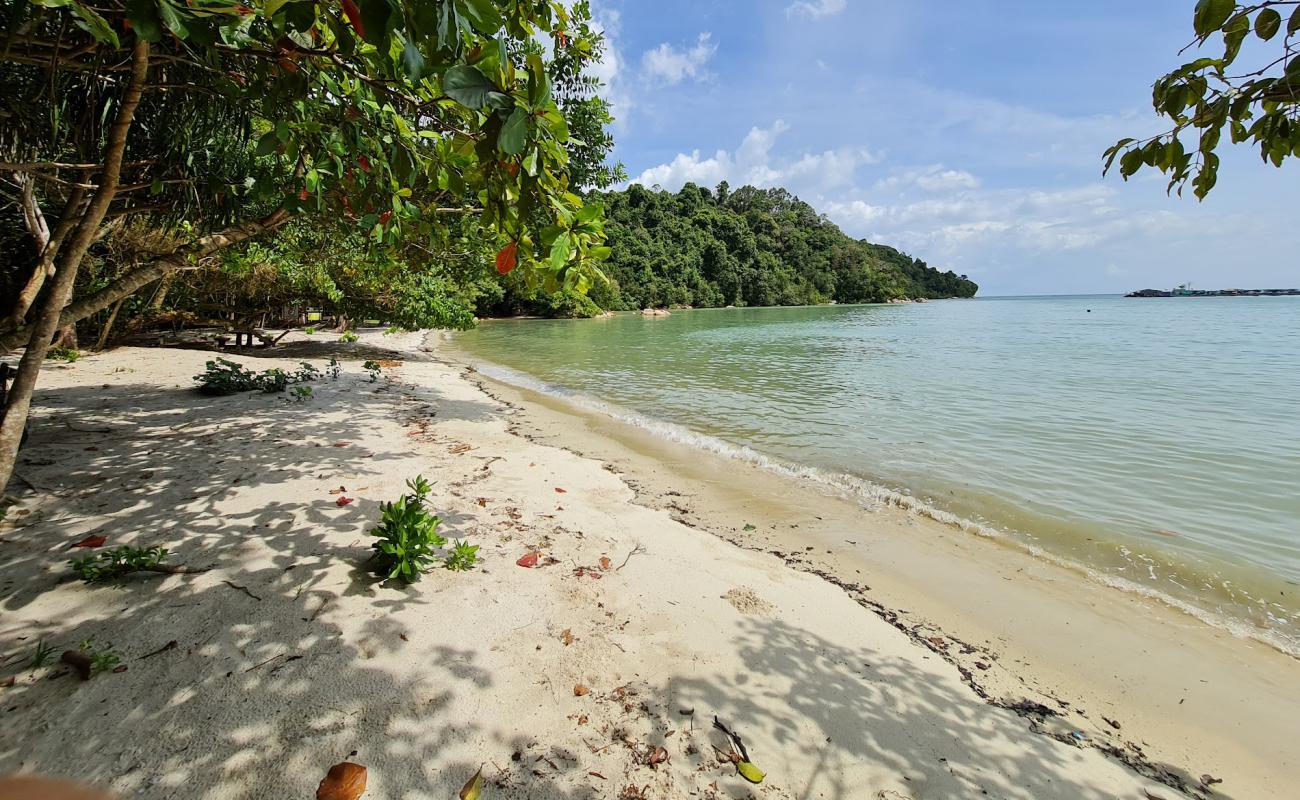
[1126,287,1300,298]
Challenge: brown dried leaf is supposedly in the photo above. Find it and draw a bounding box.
[648,746,669,767]
[516,552,540,568]
[573,684,590,697]
[598,556,612,570]
[316,762,367,800]
[560,628,575,646]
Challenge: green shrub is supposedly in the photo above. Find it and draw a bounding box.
[445,540,480,571]
[194,358,326,396]
[304,326,317,335]
[339,330,359,343]
[72,546,168,582]
[47,347,81,363]
[369,476,446,582]
[363,360,382,382]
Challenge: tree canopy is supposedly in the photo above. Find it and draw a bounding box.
[1107,1,1300,197]
[0,0,614,488]
[487,182,977,314]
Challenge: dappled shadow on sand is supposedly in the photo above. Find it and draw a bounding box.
[0,362,1175,800]
[657,615,1182,800]
[0,370,547,799]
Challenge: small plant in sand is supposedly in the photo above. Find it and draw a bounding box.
[72,546,169,582]
[339,330,359,343]
[28,639,55,671]
[363,360,382,382]
[369,476,448,583]
[79,640,121,675]
[445,540,480,572]
[46,347,81,363]
[304,326,317,335]
[326,356,342,379]
[291,385,313,402]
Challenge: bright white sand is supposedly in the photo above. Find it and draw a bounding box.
[0,332,1196,798]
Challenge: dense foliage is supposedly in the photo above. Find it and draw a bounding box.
[1107,1,1300,198]
[497,182,977,314]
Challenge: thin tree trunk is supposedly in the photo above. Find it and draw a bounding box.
[0,40,150,492]
[94,297,126,350]
[0,208,289,353]
[53,325,78,350]
[6,178,86,328]
[148,272,176,311]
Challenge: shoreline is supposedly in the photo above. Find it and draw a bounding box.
[0,332,1290,799]
[437,332,1300,800]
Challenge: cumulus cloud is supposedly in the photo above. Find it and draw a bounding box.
[629,120,880,194]
[642,33,716,84]
[786,0,847,19]
[875,165,981,193]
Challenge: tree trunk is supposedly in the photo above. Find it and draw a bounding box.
[0,208,289,354]
[53,325,78,350]
[0,40,150,492]
[95,297,127,351]
[148,272,176,311]
[6,179,86,329]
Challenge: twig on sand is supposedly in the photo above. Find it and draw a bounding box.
[221,580,263,601]
[62,421,113,434]
[616,544,646,571]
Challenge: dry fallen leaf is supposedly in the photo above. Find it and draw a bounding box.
[329,486,347,495]
[554,487,567,493]
[648,746,669,767]
[560,628,575,646]
[516,552,540,568]
[598,556,612,570]
[316,762,367,800]
[71,535,106,549]
[458,766,483,800]
[573,684,590,696]
[476,497,488,507]
[336,496,355,507]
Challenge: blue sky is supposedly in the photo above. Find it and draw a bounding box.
[585,0,1300,295]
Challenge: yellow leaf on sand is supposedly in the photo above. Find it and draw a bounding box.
[459,766,483,800]
[737,760,765,784]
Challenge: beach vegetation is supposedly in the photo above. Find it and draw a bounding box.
[363,361,383,382]
[369,476,447,583]
[339,330,359,344]
[194,358,325,396]
[445,541,482,572]
[28,639,55,671]
[0,0,615,490]
[71,546,169,582]
[46,347,81,363]
[1108,1,1300,198]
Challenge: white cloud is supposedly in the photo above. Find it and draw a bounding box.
[629,120,880,194]
[786,0,847,19]
[641,33,716,85]
[875,165,981,193]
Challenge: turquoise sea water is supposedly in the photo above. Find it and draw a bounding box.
[451,297,1300,654]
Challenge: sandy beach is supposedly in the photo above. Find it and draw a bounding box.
[0,331,1292,799]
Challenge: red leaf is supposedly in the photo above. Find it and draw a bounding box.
[378,210,393,227]
[299,188,310,201]
[554,487,567,494]
[516,552,540,568]
[336,496,355,507]
[357,155,371,173]
[495,242,518,275]
[72,535,107,549]
[340,0,365,40]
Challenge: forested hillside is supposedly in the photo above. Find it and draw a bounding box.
[484,182,977,316]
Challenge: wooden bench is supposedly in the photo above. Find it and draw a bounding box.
[224,329,291,348]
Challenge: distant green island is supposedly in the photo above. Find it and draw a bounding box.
[483,183,978,318]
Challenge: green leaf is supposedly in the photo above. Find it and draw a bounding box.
[71,1,120,47]
[358,0,392,45]
[1255,7,1281,40]
[401,39,426,81]
[157,0,189,38]
[499,106,528,155]
[443,65,497,109]
[124,0,164,43]
[458,0,504,32]
[1290,7,1300,35]
[263,0,293,16]
[737,761,766,784]
[1193,0,1235,37]
[549,231,572,268]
